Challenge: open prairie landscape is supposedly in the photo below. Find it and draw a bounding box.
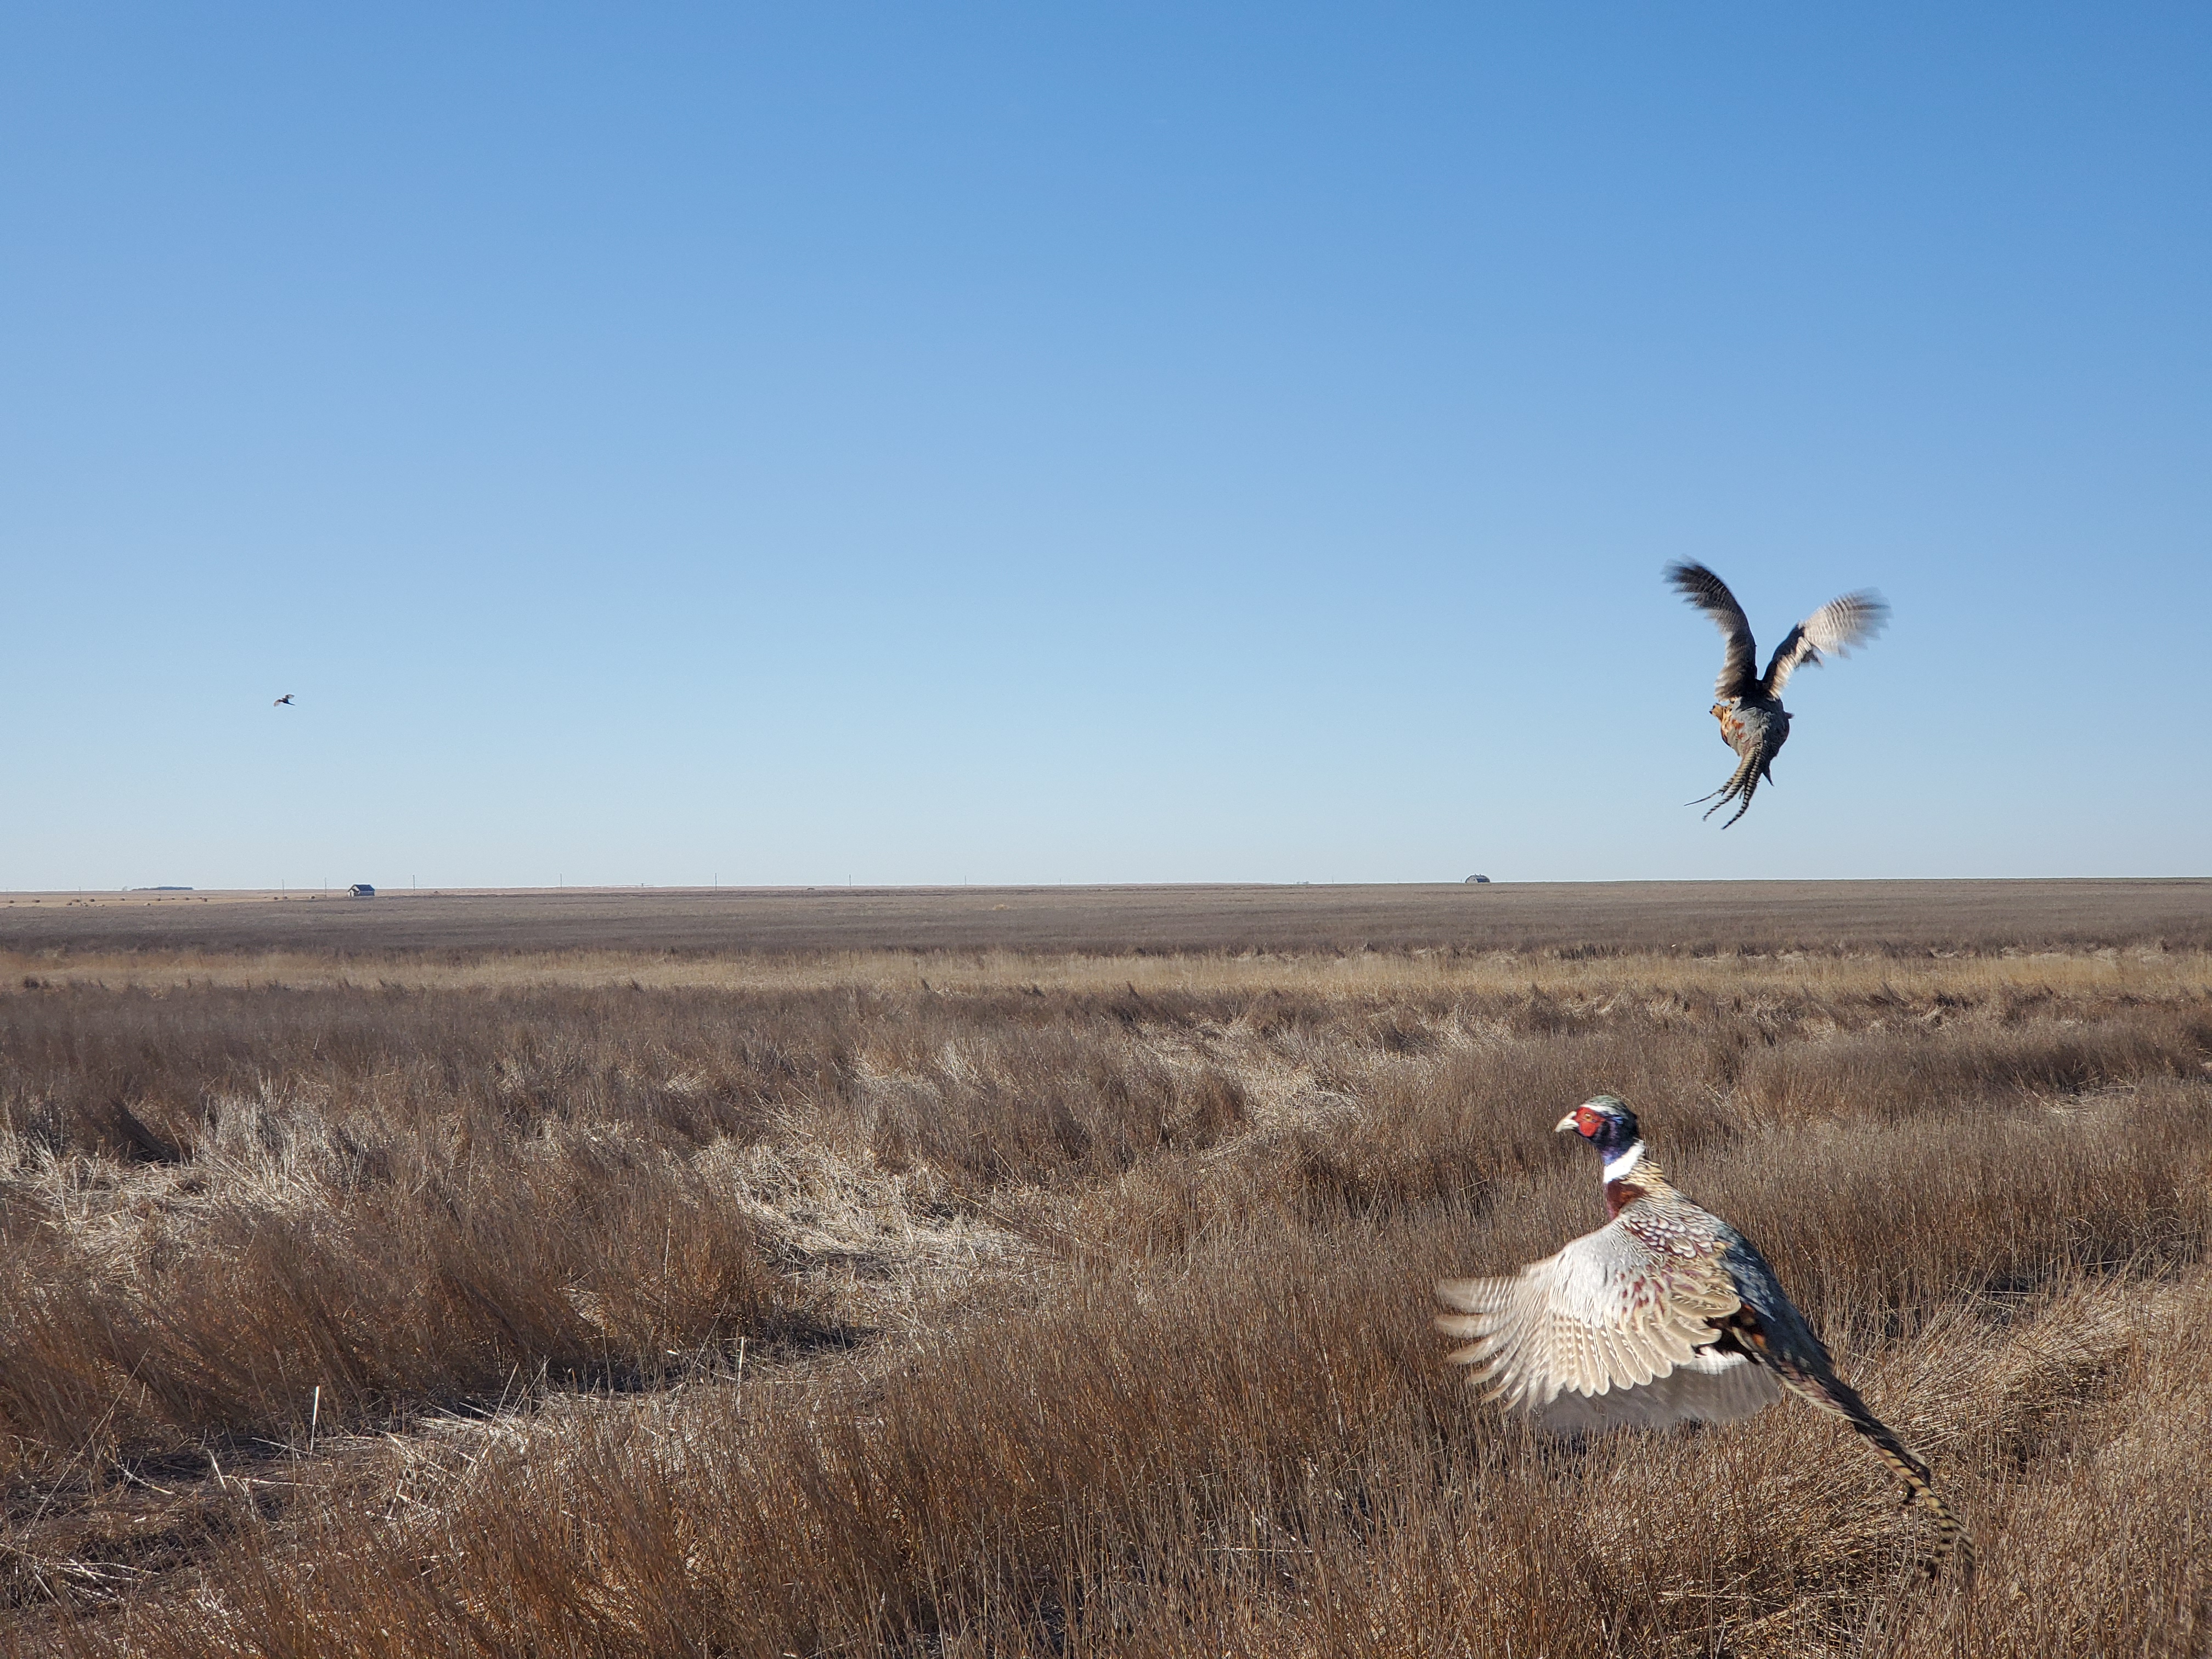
[3,883,2209,1656]
[6,877,2212,956]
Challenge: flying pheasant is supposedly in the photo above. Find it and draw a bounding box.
[1435,1095,1970,1574]
[1665,562,1887,827]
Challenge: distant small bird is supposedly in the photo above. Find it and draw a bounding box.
[1666,562,1886,827]
[1436,1096,1970,1574]
[274,694,296,706]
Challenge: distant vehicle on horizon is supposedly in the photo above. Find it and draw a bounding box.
[348,883,376,898]
[1465,874,1491,884]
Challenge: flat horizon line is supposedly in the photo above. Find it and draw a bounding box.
[5,874,2208,902]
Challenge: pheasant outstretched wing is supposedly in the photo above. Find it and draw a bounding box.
[1762,590,1888,696]
[1665,562,1761,702]
[1436,1213,1754,1425]
[1534,1344,1782,1430]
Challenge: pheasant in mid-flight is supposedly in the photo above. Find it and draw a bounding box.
[1665,562,1887,827]
[1435,1096,1970,1575]
[274,694,296,706]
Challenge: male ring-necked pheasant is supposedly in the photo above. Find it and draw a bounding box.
[1436,1096,1970,1574]
[1666,561,1887,827]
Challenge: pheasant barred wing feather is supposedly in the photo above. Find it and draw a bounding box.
[1664,561,1761,702]
[1537,1347,1782,1431]
[1435,1215,1747,1421]
[1762,589,1889,696]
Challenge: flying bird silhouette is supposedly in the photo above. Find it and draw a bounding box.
[1436,1096,1970,1576]
[273,694,296,707]
[1665,562,1886,827]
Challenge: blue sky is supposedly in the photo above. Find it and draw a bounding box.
[4,4,2207,889]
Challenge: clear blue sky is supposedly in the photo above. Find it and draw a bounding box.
[5,5,2207,889]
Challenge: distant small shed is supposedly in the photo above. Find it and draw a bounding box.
[348,883,376,898]
[1464,874,1491,884]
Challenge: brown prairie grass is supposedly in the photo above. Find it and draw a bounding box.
[1,946,2208,1656]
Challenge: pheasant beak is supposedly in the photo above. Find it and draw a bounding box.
[1555,1111,1582,1135]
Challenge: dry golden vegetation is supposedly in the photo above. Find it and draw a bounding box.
[2,933,2208,1656]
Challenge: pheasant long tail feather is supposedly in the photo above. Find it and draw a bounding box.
[1827,1393,1973,1577]
[1779,1367,1973,1578]
[1712,771,1759,829]
[1695,752,1760,823]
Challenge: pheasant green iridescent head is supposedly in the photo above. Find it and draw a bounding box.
[1556,1094,1641,1163]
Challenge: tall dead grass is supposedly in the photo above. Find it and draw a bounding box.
[3,951,2208,1655]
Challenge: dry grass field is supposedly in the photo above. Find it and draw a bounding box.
[2,885,2208,1656]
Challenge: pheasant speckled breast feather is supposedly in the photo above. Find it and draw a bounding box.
[1665,562,1888,827]
[1436,1096,1971,1577]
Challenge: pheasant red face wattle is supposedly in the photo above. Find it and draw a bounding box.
[1555,1095,1640,1160]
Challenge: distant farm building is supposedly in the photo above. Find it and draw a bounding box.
[348,883,376,898]
[1465,874,1491,884]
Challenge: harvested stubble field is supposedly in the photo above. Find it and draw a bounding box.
[5,877,2212,956]
[2,885,2209,1656]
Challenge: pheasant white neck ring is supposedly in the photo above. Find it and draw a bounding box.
[1602,1142,1645,1184]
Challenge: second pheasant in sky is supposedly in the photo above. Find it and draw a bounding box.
[1666,562,1888,828]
